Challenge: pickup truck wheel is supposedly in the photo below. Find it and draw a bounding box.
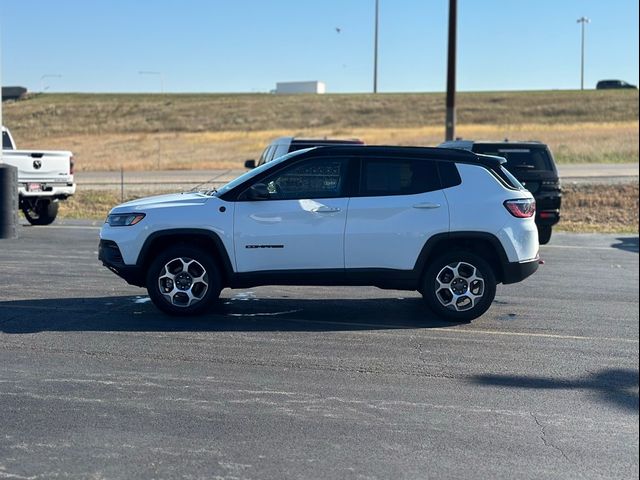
[23,200,59,226]
[146,245,221,316]
[538,225,552,245]
[422,251,496,322]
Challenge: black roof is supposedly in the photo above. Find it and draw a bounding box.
[300,145,505,168]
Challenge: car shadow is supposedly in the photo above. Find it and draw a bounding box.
[611,236,639,253]
[470,368,639,413]
[0,295,461,334]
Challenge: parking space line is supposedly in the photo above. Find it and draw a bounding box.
[20,225,102,230]
[542,244,632,251]
[276,317,639,343]
[0,303,636,344]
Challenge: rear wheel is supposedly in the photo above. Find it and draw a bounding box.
[146,245,221,316]
[22,199,59,225]
[538,225,552,245]
[422,251,497,322]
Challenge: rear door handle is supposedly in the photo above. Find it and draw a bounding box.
[413,202,441,209]
[312,206,341,213]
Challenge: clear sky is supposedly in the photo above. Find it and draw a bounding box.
[0,0,638,93]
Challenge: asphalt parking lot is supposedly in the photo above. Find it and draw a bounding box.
[0,222,638,479]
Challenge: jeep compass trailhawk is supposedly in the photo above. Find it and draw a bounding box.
[99,146,539,321]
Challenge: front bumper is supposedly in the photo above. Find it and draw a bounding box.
[502,257,540,284]
[98,239,145,287]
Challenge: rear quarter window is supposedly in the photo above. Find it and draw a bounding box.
[437,161,462,189]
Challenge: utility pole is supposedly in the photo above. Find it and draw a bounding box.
[0,23,3,138]
[373,0,379,93]
[577,17,590,90]
[445,0,457,141]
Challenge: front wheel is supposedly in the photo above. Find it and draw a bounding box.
[146,245,221,316]
[422,251,497,322]
[22,199,59,225]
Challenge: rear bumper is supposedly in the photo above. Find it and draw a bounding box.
[98,239,145,287]
[535,190,561,226]
[19,183,76,198]
[502,257,540,284]
[536,210,560,226]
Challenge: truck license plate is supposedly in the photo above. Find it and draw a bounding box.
[27,183,43,192]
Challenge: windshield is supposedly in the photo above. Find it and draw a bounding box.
[472,145,552,171]
[215,148,314,197]
[2,131,14,150]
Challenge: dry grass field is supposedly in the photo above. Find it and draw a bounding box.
[560,182,639,233]
[4,90,638,233]
[3,90,638,171]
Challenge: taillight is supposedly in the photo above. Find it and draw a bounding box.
[504,198,536,218]
[70,155,75,175]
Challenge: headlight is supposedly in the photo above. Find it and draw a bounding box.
[106,213,146,227]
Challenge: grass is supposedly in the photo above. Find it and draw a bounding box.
[58,183,639,235]
[3,90,638,171]
[5,90,638,233]
[559,182,639,233]
[5,90,638,136]
[4,121,637,172]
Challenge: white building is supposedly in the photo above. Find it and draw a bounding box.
[275,81,326,94]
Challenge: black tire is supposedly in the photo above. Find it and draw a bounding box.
[23,200,59,226]
[422,250,497,322]
[538,225,552,245]
[146,245,221,316]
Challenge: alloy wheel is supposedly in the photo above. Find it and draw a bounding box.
[157,256,209,307]
[434,261,485,312]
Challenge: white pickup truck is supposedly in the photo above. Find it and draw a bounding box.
[1,126,76,225]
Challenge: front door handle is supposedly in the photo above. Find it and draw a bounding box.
[413,202,441,209]
[312,206,341,213]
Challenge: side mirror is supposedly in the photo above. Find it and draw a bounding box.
[244,159,256,169]
[246,183,270,200]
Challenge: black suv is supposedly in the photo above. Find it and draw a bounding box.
[439,140,561,244]
[596,79,637,90]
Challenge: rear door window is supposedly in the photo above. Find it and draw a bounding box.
[359,158,440,196]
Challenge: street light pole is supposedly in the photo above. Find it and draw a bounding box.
[445,0,457,141]
[373,0,379,94]
[577,16,590,91]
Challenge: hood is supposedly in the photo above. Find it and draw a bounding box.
[110,192,211,213]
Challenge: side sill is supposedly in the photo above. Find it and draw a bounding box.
[228,268,420,291]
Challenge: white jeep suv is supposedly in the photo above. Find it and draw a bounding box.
[99,146,539,321]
